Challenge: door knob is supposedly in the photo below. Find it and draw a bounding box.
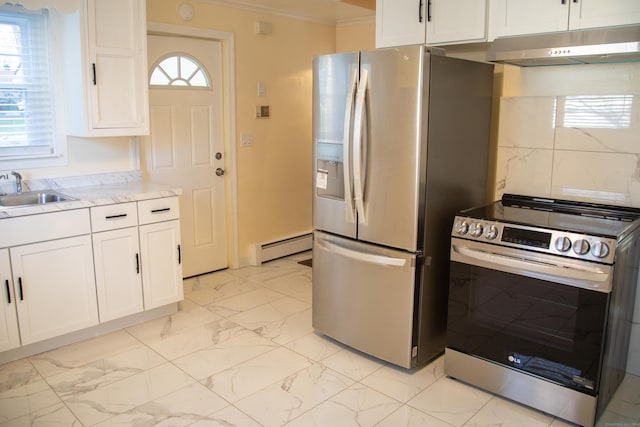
[216,168,225,176]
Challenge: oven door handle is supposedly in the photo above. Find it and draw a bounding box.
[451,244,612,292]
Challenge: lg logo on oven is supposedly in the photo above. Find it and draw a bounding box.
[508,354,523,367]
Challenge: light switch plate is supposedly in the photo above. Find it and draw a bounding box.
[241,133,253,147]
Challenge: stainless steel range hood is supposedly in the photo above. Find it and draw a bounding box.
[487,25,640,66]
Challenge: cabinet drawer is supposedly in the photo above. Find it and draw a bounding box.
[91,202,138,232]
[0,209,90,248]
[138,196,180,225]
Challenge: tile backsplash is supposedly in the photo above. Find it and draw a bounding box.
[0,171,142,194]
[495,94,640,206]
[494,94,640,376]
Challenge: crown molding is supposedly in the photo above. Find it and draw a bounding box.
[194,0,374,26]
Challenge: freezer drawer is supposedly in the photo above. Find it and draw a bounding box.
[312,231,418,368]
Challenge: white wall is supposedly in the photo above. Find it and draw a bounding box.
[493,62,640,375]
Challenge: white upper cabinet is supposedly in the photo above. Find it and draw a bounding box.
[569,0,640,30]
[63,0,149,137]
[376,0,487,48]
[489,0,640,40]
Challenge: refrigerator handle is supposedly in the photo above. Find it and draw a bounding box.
[352,68,368,224]
[319,237,407,267]
[342,67,358,224]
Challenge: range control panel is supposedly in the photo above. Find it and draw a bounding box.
[452,216,617,265]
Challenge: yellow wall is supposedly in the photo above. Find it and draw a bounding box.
[336,20,375,52]
[148,0,340,264]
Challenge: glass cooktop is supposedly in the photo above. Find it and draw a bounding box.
[459,194,640,239]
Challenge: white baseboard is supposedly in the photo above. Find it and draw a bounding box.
[251,232,312,266]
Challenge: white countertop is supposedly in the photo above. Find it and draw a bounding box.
[0,182,182,219]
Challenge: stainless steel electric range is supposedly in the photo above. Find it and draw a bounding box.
[445,194,640,427]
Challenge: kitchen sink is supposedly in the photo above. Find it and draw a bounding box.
[0,190,75,207]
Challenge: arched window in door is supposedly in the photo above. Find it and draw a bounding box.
[149,54,210,87]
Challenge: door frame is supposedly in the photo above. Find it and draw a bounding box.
[146,22,239,268]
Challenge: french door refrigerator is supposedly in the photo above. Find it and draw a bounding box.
[312,46,494,369]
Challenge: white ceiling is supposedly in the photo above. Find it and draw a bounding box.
[202,0,376,24]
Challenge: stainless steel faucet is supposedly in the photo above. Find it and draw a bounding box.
[0,173,8,196]
[10,171,22,193]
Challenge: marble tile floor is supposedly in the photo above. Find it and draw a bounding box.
[1,251,639,426]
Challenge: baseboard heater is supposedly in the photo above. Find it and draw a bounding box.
[255,232,312,264]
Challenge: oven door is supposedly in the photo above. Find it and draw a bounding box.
[447,238,612,395]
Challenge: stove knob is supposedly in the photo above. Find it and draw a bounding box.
[591,241,610,259]
[454,220,469,235]
[555,236,571,252]
[483,225,499,240]
[470,223,484,238]
[572,239,590,256]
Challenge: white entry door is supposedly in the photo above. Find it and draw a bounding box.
[142,34,227,277]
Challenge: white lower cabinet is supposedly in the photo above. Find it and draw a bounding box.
[10,235,98,345]
[0,196,183,357]
[0,249,20,352]
[91,197,183,316]
[92,227,143,322]
[139,220,183,310]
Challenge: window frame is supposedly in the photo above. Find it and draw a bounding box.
[149,53,212,89]
[0,4,67,169]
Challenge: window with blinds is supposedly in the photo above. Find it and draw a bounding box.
[0,5,57,161]
[560,95,634,129]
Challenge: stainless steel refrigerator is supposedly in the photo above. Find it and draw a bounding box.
[312,46,494,369]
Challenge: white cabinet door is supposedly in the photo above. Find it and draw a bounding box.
[377,0,487,48]
[139,220,183,310]
[93,227,143,322]
[569,0,640,30]
[64,0,149,136]
[489,0,569,39]
[490,0,640,39]
[0,249,20,352]
[87,0,148,132]
[376,0,426,48]
[426,0,487,45]
[10,236,98,345]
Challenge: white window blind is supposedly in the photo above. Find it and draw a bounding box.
[561,95,633,129]
[0,5,55,158]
